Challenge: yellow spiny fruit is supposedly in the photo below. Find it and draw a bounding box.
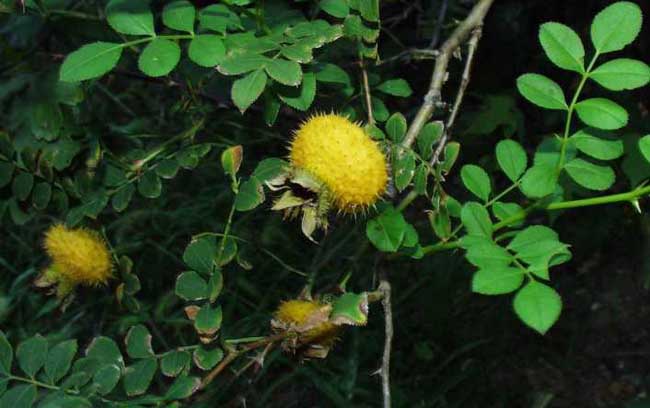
[44,224,113,287]
[289,113,388,212]
[274,299,339,345]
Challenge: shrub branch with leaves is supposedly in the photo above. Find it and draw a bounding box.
[0,0,649,407]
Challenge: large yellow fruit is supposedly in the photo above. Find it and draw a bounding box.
[43,224,113,287]
[289,114,387,212]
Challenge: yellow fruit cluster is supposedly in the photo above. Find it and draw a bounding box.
[289,114,387,212]
[44,224,112,288]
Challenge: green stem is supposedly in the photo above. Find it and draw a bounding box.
[7,375,70,392]
[396,191,418,211]
[485,181,518,207]
[422,185,650,255]
[557,53,600,170]
[216,200,237,265]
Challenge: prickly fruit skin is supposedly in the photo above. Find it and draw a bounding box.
[274,299,339,345]
[44,224,112,287]
[289,114,387,212]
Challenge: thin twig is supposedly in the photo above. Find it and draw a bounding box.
[429,0,449,49]
[429,26,483,166]
[360,58,375,125]
[200,333,287,389]
[401,0,495,149]
[378,272,393,408]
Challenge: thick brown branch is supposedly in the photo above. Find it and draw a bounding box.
[401,0,495,149]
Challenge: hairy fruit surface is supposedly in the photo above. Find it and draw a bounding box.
[289,114,387,212]
[272,299,340,358]
[43,224,113,288]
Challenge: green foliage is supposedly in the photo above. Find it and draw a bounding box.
[1,0,649,406]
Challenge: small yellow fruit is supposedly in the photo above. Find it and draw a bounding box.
[289,114,387,212]
[43,224,113,287]
[273,299,340,348]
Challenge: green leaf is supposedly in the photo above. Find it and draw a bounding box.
[508,226,558,255]
[123,358,157,396]
[199,4,242,34]
[429,206,451,239]
[32,182,52,210]
[217,53,268,75]
[413,164,428,195]
[465,240,513,269]
[0,161,14,188]
[639,135,650,164]
[175,271,208,301]
[45,340,77,384]
[315,63,350,85]
[392,149,416,192]
[234,177,265,211]
[591,1,642,54]
[492,201,524,227]
[441,142,460,173]
[165,376,201,400]
[358,0,379,22]
[221,145,243,177]
[508,226,571,280]
[460,165,491,202]
[161,351,190,377]
[575,98,628,130]
[17,334,47,377]
[12,172,34,201]
[564,158,615,191]
[0,331,13,375]
[188,35,225,67]
[138,39,181,77]
[112,184,134,212]
[571,128,624,160]
[93,364,121,395]
[366,206,408,252]
[472,267,525,295]
[193,347,223,371]
[137,170,162,198]
[496,139,527,182]
[516,73,567,110]
[281,43,314,63]
[125,325,154,359]
[156,159,180,179]
[538,22,585,72]
[416,121,443,160]
[460,202,492,238]
[320,0,349,18]
[279,72,317,111]
[232,69,267,113]
[590,58,650,91]
[0,385,36,408]
[253,158,288,182]
[86,336,124,368]
[520,163,558,198]
[183,236,217,275]
[60,42,123,82]
[376,79,412,97]
[330,293,369,326]
[194,305,223,336]
[513,281,562,335]
[106,0,154,36]
[162,0,195,33]
[386,113,407,143]
[371,96,389,122]
[265,59,302,86]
